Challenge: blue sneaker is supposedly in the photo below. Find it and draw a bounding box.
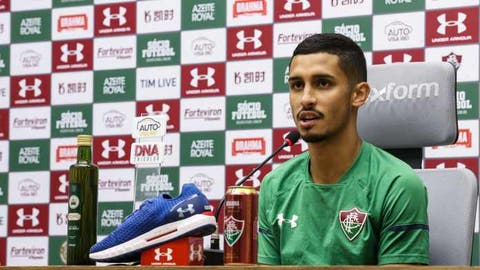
[89,183,217,263]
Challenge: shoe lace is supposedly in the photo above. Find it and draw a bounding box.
[123,193,173,221]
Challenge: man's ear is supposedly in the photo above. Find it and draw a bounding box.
[351,82,370,108]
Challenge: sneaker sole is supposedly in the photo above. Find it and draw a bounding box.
[89,213,216,262]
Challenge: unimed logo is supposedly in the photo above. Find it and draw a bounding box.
[368,82,439,102]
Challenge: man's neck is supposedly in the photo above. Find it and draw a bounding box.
[307,133,363,184]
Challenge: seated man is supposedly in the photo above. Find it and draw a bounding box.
[257,33,429,265]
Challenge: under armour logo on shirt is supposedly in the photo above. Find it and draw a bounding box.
[277,213,298,228]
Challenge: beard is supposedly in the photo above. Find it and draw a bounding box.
[300,133,328,143]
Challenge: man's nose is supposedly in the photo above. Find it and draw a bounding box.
[300,86,316,107]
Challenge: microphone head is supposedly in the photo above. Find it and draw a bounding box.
[284,130,301,146]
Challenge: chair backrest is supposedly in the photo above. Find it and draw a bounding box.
[415,168,478,266]
[358,62,478,265]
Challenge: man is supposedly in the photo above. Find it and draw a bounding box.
[257,33,429,265]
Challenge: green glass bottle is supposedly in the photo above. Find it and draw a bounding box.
[67,135,98,265]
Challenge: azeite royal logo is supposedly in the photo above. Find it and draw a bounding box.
[94,135,133,168]
[227,25,272,60]
[181,63,225,97]
[8,204,48,236]
[11,75,51,107]
[95,3,136,36]
[274,0,320,22]
[372,49,424,64]
[426,7,479,46]
[53,39,93,72]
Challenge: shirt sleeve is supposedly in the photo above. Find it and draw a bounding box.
[257,175,281,265]
[378,171,430,265]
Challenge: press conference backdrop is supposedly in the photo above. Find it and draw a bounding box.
[0,0,479,266]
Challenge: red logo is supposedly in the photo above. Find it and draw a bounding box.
[226,164,271,188]
[8,204,49,236]
[136,100,180,132]
[441,52,462,70]
[426,7,479,46]
[10,75,51,107]
[232,138,266,156]
[339,207,367,241]
[52,39,93,72]
[227,25,272,61]
[274,0,321,22]
[272,128,306,163]
[424,158,479,179]
[0,109,8,140]
[233,0,267,18]
[372,49,424,64]
[181,63,225,97]
[95,3,136,36]
[0,237,5,265]
[50,171,69,203]
[57,14,88,32]
[93,135,133,168]
[56,145,76,163]
[0,0,9,12]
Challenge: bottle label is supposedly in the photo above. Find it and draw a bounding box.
[67,183,82,247]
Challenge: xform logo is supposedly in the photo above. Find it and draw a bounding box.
[368,82,440,102]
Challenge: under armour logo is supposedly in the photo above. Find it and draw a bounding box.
[18,78,42,98]
[177,204,195,218]
[17,208,40,227]
[58,173,68,194]
[189,244,202,262]
[103,7,127,27]
[235,169,261,187]
[236,29,262,50]
[60,43,84,63]
[383,53,412,64]
[154,247,173,261]
[437,12,467,35]
[190,67,215,87]
[101,139,126,159]
[284,0,311,11]
[277,213,298,228]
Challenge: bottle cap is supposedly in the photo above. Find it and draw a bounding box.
[77,135,93,146]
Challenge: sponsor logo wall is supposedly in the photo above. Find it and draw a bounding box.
[0,0,479,266]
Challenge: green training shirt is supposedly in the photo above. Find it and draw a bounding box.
[258,141,429,265]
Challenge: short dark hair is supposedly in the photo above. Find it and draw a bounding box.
[290,33,367,85]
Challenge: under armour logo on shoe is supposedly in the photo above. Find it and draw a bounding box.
[60,43,84,63]
[189,244,202,262]
[177,204,195,218]
[154,247,173,261]
[103,7,127,27]
[284,0,311,11]
[437,12,467,35]
[17,208,40,227]
[277,213,298,228]
[18,78,42,98]
[190,67,215,87]
[101,139,126,159]
[236,29,262,50]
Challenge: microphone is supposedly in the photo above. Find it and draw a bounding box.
[214,130,300,220]
[205,130,300,265]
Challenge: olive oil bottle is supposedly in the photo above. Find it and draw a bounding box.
[67,135,98,265]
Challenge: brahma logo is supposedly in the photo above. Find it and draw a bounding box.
[9,204,48,236]
[53,40,92,72]
[181,63,225,97]
[426,7,478,46]
[385,21,412,41]
[95,3,136,36]
[11,75,51,107]
[228,25,272,60]
[233,0,267,17]
[368,82,440,103]
[442,52,462,71]
[130,142,164,165]
[232,137,266,156]
[189,173,214,192]
[455,129,472,148]
[55,145,76,162]
[58,14,88,32]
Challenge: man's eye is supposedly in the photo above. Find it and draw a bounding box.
[290,81,303,90]
[316,80,330,88]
